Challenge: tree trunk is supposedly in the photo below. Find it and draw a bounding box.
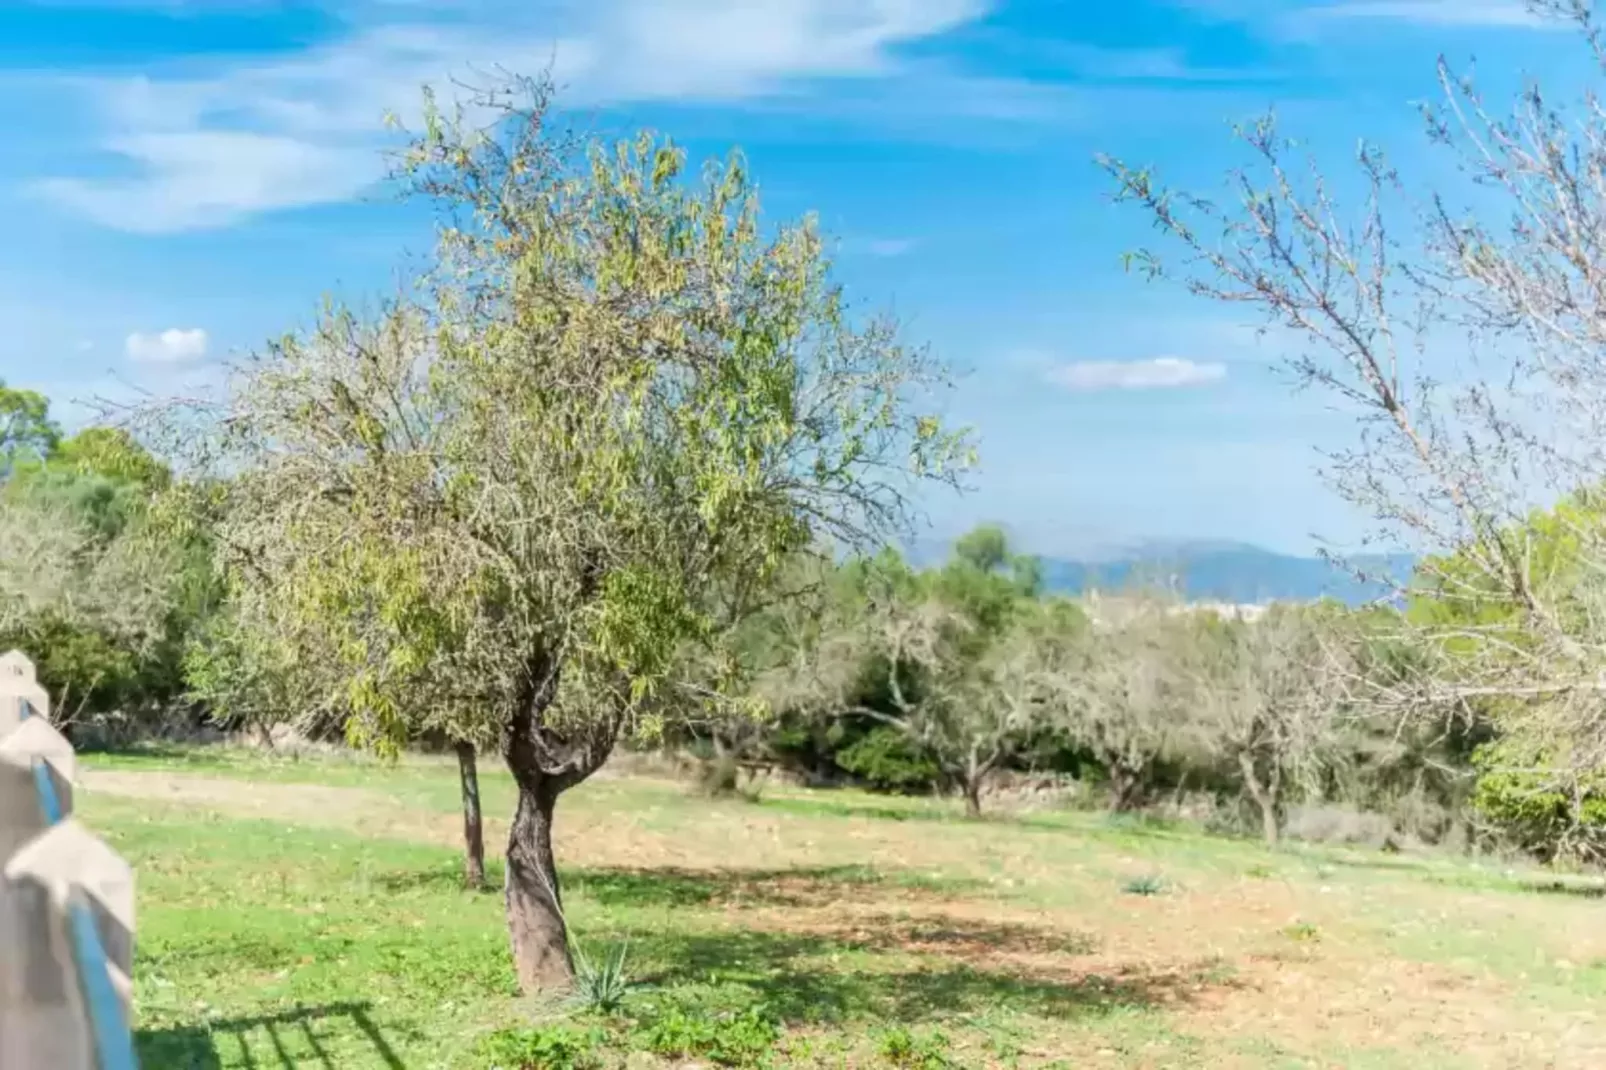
[455,740,487,890]
[962,776,983,819]
[1107,765,1144,813]
[1238,751,1281,847]
[504,779,573,991]
[1258,796,1280,847]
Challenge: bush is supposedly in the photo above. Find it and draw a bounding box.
[1471,747,1606,863]
[836,726,942,794]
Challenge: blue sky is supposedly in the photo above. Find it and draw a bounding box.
[0,0,1585,557]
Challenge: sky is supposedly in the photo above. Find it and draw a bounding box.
[0,0,1590,558]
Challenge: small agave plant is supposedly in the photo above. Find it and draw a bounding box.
[569,939,634,1015]
[1122,874,1167,897]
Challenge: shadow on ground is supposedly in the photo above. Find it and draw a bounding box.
[375,860,983,908]
[620,923,1233,1026]
[137,1001,405,1070]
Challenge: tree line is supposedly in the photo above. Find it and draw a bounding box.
[11,1,1606,992]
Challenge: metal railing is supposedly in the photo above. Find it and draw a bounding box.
[1,651,139,1070]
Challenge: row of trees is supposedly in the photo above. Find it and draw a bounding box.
[704,526,1472,850]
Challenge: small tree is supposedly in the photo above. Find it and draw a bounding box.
[776,532,1061,817]
[1051,594,1197,812]
[1187,605,1353,846]
[153,80,969,990]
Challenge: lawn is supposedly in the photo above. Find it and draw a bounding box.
[78,746,1606,1068]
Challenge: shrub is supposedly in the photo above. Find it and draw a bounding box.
[1471,751,1606,864]
[836,726,942,795]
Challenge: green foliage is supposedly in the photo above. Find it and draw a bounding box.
[0,413,209,728]
[189,81,970,778]
[637,1005,780,1066]
[0,379,59,476]
[475,1024,605,1070]
[836,726,944,794]
[1404,487,1606,861]
[877,1026,955,1068]
[1470,742,1606,863]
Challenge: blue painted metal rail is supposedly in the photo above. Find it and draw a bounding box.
[16,696,140,1070]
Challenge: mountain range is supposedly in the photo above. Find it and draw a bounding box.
[910,536,1415,607]
[1035,541,1415,606]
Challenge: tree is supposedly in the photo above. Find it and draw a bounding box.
[774,531,1062,817]
[1100,1,1606,818]
[1051,594,1198,812]
[0,380,59,478]
[154,81,970,991]
[1188,605,1353,846]
[0,414,199,727]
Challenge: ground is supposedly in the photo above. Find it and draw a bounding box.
[78,746,1606,1069]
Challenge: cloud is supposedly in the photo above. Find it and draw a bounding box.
[125,328,208,364]
[32,0,1003,233]
[1046,357,1227,392]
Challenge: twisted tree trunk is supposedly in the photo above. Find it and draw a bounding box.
[504,776,570,990]
[499,659,620,993]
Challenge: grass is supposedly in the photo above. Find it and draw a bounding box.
[75,745,1606,1067]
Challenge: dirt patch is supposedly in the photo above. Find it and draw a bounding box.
[84,770,392,823]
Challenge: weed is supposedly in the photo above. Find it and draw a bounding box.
[1245,863,1274,879]
[877,1025,955,1067]
[1122,874,1167,896]
[475,1024,604,1070]
[636,1005,779,1066]
[1283,921,1321,943]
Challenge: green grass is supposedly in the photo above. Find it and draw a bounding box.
[75,745,1606,1067]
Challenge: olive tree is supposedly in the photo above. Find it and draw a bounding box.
[156,81,969,990]
[1101,1,1606,801]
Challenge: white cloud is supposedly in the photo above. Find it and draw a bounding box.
[32,0,1002,233]
[1046,357,1227,392]
[125,328,208,364]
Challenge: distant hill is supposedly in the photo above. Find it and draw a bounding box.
[1037,540,1415,606]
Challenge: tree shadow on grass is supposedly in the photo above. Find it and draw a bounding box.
[620,925,1231,1027]
[373,860,981,908]
[136,1001,406,1070]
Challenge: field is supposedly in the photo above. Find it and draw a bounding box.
[79,747,1606,1069]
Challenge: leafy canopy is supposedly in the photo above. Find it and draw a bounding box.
[187,82,972,771]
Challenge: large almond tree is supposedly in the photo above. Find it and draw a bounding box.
[165,80,970,991]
